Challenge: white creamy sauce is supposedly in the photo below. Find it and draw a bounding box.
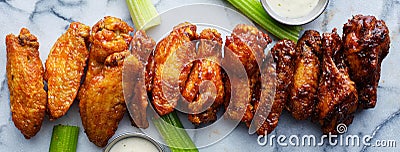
[109,137,160,152]
[267,0,319,18]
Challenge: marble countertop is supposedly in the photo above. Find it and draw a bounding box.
[0,0,399,151]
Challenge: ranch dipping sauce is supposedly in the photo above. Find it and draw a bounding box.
[105,133,163,152]
[266,0,319,18]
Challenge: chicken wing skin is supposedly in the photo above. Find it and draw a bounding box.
[6,28,47,139]
[224,24,271,123]
[183,29,224,125]
[151,22,197,116]
[342,15,390,109]
[78,16,133,147]
[287,30,322,120]
[314,30,358,134]
[44,22,90,120]
[124,30,156,128]
[253,40,298,135]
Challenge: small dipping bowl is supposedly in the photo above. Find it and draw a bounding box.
[104,133,163,152]
[260,0,329,25]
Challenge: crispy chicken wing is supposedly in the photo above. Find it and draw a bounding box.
[78,16,133,147]
[44,22,90,120]
[253,40,298,135]
[224,24,271,123]
[182,29,224,125]
[342,15,390,109]
[287,30,322,120]
[6,28,47,139]
[151,22,197,116]
[314,30,358,134]
[124,30,156,128]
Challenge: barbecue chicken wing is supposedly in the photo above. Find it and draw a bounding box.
[124,30,156,128]
[181,29,224,125]
[224,24,271,123]
[252,40,298,135]
[151,22,198,116]
[314,30,358,134]
[44,22,90,120]
[342,15,390,109]
[78,16,133,147]
[6,28,47,139]
[287,30,322,120]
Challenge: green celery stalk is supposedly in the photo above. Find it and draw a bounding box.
[126,0,161,30]
[49,125,79,152]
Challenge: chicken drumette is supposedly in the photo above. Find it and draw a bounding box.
[342,15,390,109]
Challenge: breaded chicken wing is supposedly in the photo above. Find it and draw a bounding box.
[287,30,322,120]
[342,15,390,109]
[6,28,47,139]
[314,30,358,134]
[151,22,197,116]
[44,22,90,120]
[78,16,133,147]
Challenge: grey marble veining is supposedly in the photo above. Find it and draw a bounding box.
[0,0,399,151]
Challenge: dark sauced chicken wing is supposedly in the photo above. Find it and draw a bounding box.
[224,24,271,123]
[287,30,322,120]
[6,28,47,139]
[182,29,224,125]
[151,22,197,116]
[78,16,133,147]
[314,30,358,134]
[252,40,298,135]
[342,15,390,109]
[124,30,156,128]
[44,22,90,120]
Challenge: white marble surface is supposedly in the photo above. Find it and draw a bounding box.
[0,0,400,151]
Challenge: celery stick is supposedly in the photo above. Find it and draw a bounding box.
[126,0,161,30]
[49,125,79,152]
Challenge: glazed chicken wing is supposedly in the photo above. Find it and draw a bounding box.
[314,30,358,134]
[6,28,47,139]
[151,22,197,116]
[44,22,90,120]
[124,30,156,128]
[287,30,322,120]
[78,16,133,147]
[342,15,390,109]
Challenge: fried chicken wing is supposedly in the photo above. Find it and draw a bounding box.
[44,22,90,120]
[314,30,358,134]
[342,15,390,109]
[6,28,47,139]
[151,22,197,116]
[252,40,298,135]
[124,30,156,128]
[182,29,224,125]
[287,30,322,120]
[224,24,271,123]
[78,16,133,147]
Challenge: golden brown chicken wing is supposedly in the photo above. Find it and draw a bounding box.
[6,28,47,139]
[314,30,358,134]
[78,16,133,147]
[124,30,156,128]
[44,22,90,120]
[287,30,322,120]
[342,15,390,109]
[151,22,197,116]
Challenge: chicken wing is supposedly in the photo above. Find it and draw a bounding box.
[182,29,224,125]
[6,28,47,139]
[342,15,390,109]
[151,22,197,116]
[252,40,298,135]
[224,24,271,123]
[44,22,90,120]
[78,16,133,147]
[124,30,156,128]
[287,30,322,120]
[314,29,358,134]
